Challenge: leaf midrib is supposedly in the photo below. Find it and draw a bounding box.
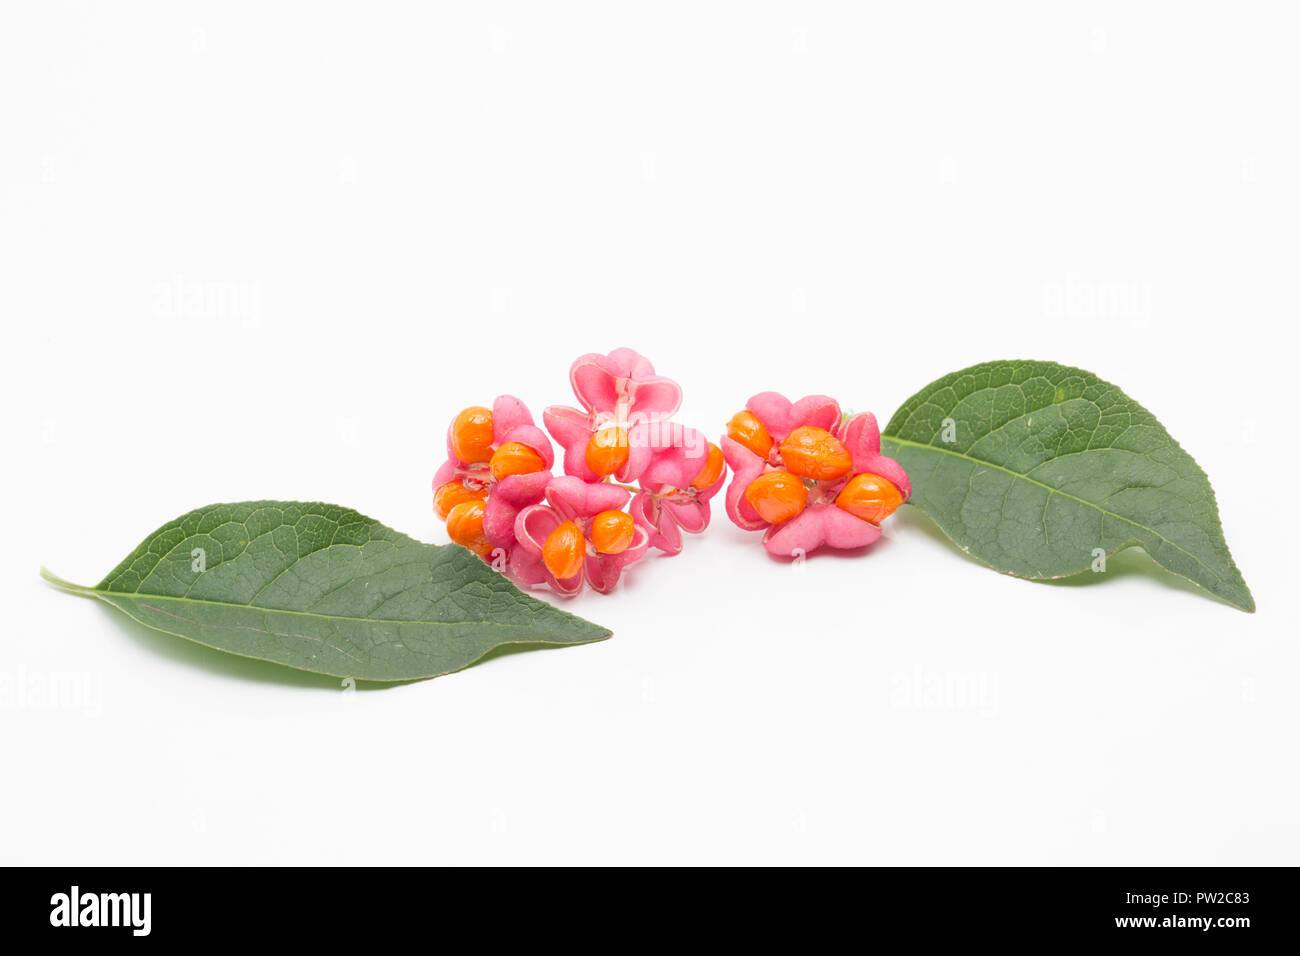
[46,574,574,632]
[881,435,1230,587]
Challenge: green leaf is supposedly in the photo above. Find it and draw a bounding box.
[881,360,1254,611]
[42,501,612,680]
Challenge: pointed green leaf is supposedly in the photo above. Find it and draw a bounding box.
[882,360,1254,611]
[43,501,612,680]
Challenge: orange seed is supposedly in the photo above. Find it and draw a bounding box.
[691,442,725,489]
[489,441,546,480]
[744,470,808,525]
[779,426,853,481]
[726,410,773,459]
[835,473,904,525]
[585,426,630,477]
[590,510,635,555]
[445,499,492,556]
[433,479,488,519]
[450,406,495,464]
[542,520,586,579]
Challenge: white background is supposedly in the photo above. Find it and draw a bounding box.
[3,2,1296,865]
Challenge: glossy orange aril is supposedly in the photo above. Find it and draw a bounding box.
[445,499,492,556]
[744,470,808,525]
[835,472,904,525]
[779,426,853,481]
[433,479,488,519]
[590,510,635,555]
[542,520,586,579]
[585,426,630,477]
[489,441,545,481]
[726,410,773,459]
[691,442,725,489]
[450,406,495,464]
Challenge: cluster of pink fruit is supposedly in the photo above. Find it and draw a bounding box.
[433,348,910,595]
